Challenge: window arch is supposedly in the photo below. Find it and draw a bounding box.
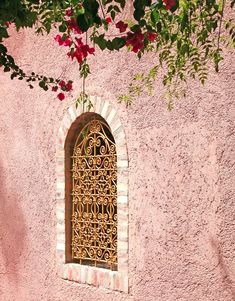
[56,97,129,292]
[65,113,117,270]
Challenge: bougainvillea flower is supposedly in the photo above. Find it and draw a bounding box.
[63,36,72,46]
[116,21,128,33]
[147,32,157,42]
[65,8,73,17]
[52,86,58,92]
[55,35,64,46]
[67,18,82,34]
[54,35,71,47]
[67,38,95,63]
[57,93,65,101]
[59,80,66,88]
[125,30,145,53]
[75,37,83,46]
[68,47,83,63]
[163,0,176,10]
[106,17,112,24]
[82,45,95,55]
[66,81,73,92]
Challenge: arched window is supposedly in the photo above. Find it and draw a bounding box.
[56,97,128,292]
[65,113,117,270]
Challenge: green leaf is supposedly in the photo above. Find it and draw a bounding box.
[106,40,114,50]
[151,10,159,24]
[77,7,85,15]
[131,25,140,32]
[10,72,17,80]
[145,0,152,6]
[139,19,147,27]
[39,80,45,88]
[113,5,121,13]
[77,14,90,32]
[107,5,113,13]
[0,55,7,65]
[4,66,10,72]
[156,22,162,32]
[112,37,126,50]
[0,44,7,54]
[83,0,99,17]
[59,24,67,33]
[111,10,115,20]
[76,0,100,31]
[181,43,189,55]
[0,27,9,39]
[7,55,15,65]
[94,15,102,25]
[134,9,145,21]
[179,0,188,10]
[115,0,125,9]
[93,35,107,50]
[171,34,177,43]
[180,13,188,31]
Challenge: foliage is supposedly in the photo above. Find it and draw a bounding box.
[0,0,234,107]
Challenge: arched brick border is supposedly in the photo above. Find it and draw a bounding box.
[56,96,129,292]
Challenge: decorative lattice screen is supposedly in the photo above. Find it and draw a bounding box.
[71,119,117,270]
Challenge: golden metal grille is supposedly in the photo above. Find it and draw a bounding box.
[71,119,117,270]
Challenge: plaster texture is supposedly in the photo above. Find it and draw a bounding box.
[0,21,235,301]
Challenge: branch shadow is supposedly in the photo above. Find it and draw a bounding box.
[210,236,235,299]
[0,159,26,292]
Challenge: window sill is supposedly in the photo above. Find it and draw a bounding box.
[58,263,128,293]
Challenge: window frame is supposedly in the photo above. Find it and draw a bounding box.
[56,97,129,292]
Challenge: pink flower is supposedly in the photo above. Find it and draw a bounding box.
[163,0,176,10]
[57,93,65,101]
[52,86,58,92]
[67,18,82,34]
[67,39,95,63]
[65,8,73,17]
[106,17,112,24]
[75,37,83,47]
[147,32,157,42]
[88,47,95,55]
[125,30,145,53]
[63,36,72,46]
[116,21,128,33]
[59,80,66,88]
[55,35,63,46]
[54,35,71,47]
[66,81,73,92]
[68,48,83,63]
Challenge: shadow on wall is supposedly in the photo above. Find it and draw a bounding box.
[210,237,235,298]
[0,160,26,291]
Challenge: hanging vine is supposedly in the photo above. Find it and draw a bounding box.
[0,0,234,108]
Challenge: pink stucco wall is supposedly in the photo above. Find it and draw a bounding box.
[0,22,235,301]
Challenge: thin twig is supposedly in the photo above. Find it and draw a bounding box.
[98,0,106,19]
[217,0,226,50]
[81,32,88,111]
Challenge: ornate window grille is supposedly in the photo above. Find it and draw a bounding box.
[65,113,117,271]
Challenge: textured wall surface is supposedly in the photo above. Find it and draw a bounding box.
[0,22,235,301]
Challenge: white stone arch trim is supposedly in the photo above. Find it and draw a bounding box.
[55,96,129,293]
